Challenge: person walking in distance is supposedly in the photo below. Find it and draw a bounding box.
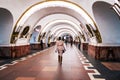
[40,40,43,50]
[55,37,66,65]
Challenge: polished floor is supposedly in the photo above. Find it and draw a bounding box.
[0,44,120,80]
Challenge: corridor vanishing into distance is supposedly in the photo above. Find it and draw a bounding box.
[0,0,120,80]
[0,44,120,80]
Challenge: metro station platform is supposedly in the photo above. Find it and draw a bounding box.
[0,44,120,80]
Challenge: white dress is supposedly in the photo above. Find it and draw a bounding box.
[56,40,65,56]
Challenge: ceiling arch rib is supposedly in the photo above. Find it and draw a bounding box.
[37,20,88,42]
[41,19,83,34]
[11,0,102,44]
[15,0,96,31]
[30,14,82,42]
[45,28,77,39]
[36,13,80,29]
[38,19,83,41]
[50,27,78,36]
[42,24,79,38]
[55,30,75,39]
[54,29,76,37]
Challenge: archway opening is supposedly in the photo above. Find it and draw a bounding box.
[93,1,120,43]
[0,8,13,44]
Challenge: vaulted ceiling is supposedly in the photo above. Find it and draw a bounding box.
[0,0,119,44]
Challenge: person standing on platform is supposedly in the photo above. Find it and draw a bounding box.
[40,40,43,50]
[70,37,73,47]
[78,40,81,50]
[55,37,66,65]
[48,37,51,47]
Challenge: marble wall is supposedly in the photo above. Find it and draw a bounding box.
[88,43,120,61]
[0,44,30,58]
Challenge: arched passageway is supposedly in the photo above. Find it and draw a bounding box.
[0,8,13,45]
[93,1,120,43]
[11,0,101,44]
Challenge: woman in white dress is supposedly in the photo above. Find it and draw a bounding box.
[55,37,66,64]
